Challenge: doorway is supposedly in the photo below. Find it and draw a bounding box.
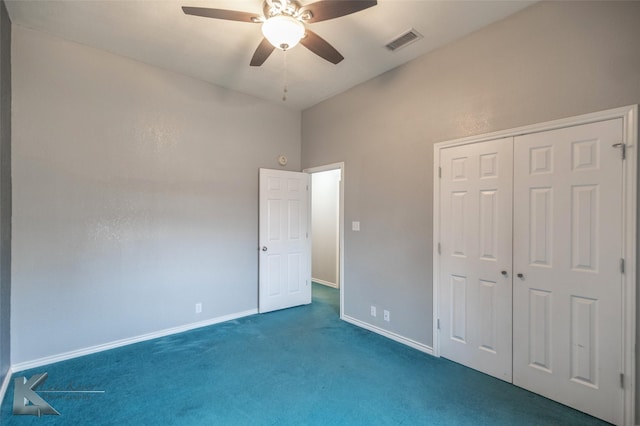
[304,163,344,318]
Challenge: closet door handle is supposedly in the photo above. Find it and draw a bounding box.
[501,270,508,276]
[517,273,524,279]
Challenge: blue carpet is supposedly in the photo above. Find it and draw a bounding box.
[1,283,607,425]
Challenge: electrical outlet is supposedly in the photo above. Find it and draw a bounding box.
[195,303,202,314]
[370,306,377,317]
[384,310,390,322]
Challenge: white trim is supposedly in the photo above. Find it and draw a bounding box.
[11,309,257,373]
[432,104,637,426]
[312,278,338,288]
[433,148,441,358]
[621,105,637,426]
[303,162,345,319]
[339,166,344,317]
[342,315,433,355]
[0,366,11,405]
[304,162,344,174]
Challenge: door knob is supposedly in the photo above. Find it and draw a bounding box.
[262,246,268,252]
[517,273,524,279]
[501,270,508,276]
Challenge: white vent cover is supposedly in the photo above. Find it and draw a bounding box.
[385,28,423,52]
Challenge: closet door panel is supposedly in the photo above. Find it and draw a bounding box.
[512,119,624,425]
[438,137,513,382]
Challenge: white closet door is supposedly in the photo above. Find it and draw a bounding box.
[512,119,624,425]
[439,137,513,382]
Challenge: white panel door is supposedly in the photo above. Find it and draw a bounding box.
[513,119,624,424]
[259,169,311,313]
[439,137,513,381]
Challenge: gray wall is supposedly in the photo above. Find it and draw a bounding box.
[0,0,10,385]
[7,0,640,420]
[11,26,301,365]
[302,0,640,408]
[311,169,340,286]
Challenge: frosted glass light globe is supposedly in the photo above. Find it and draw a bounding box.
[262,15,305,50]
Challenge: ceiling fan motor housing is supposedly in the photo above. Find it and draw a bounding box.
[263,0,311,21]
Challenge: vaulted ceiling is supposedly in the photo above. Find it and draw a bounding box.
[5,0,535,110]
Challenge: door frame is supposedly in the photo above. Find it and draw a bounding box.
[304,162,345,318]
[432,105,637,425]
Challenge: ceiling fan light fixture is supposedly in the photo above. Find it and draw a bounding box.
[262,15,305,50]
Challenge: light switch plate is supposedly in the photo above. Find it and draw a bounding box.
[352,221,360,231]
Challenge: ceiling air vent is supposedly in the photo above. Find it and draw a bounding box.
[385,28,423,52]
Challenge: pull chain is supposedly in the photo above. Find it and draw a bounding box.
[282,48,288,102]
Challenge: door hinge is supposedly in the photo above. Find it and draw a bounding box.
[620,258,625,274]
[306,185,309,191]
[620,373,624,388]
[438,167,442,178]
[612,143,626,160]
[437,318,440,330]
[437,243,441,255]
[306,232,309,238]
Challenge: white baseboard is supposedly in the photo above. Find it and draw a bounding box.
[12,309,258,373]
[0,365,11,405]
[10,310,432,377]
[341,315,433,355]
[312,278,338,288]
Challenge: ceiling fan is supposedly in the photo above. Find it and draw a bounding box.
[182,0,377,66]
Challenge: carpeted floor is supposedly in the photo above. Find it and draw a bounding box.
[1,283,608,425]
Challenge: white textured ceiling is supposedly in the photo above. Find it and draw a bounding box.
[5,0,535,110]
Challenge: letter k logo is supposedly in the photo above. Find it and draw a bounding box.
[13,373,60,416]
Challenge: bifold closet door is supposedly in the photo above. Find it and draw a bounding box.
[438,137,513,382]
[512,119,624,425]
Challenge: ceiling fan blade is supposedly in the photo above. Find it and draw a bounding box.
[250,38,276,66]
[182,6,261,23]
[300,0,377,23]
[300,30,344,64]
